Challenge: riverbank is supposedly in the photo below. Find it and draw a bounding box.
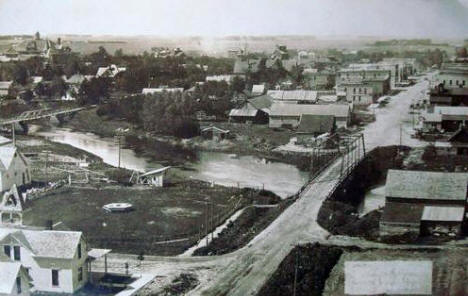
[61,109,312,171]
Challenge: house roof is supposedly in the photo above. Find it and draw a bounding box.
[385,170,468,201]
[421,112,442,123]
[0,261,22,294]
[267,90,319,102]
[66,74,86,85]
[248,95,273,111]
[229,104,259,117]
[270,103,350,118]
[142,88,183,94]
[434,106,468,116]
[201,126,230,134]
[0,81,13,89]
[96,65,126,78]
[21,230,82,259]
[381,201,424,224]
[297,114,335,134]
[140,166,171,178]
[344,260,433,296]
[421,206,465,222]
[251,84,265,94]
[0,146,18,172]
[0,136,11,146]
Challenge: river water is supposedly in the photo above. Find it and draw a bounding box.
[33,127,308,198]
[358,185,386,216]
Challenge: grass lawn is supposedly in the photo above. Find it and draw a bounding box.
[23,182,247,255]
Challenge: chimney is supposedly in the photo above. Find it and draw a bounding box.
[45,220,53,230]
[57,37,61,45]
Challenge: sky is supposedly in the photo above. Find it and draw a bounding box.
[0,0,467,38]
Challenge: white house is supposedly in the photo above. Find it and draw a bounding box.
[0,260,32,296]
[0,227,88,295]
[0,147,30,193]
[95,65,126,78]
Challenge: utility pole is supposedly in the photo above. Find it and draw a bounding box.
[293,247,299,296]
[205,201,209,245]
[11,123,15,146]
[399,123,403,147]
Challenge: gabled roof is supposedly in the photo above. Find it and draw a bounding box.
[96,65,126,78]
[0,146,18,172]
[0,136,11,146]
[0,261,22,294]
[229,104,258,117]
[267,90,318,102]
[248,95,273,111]
[140,166,171,178]
[270,103,350,118]
[21,229,82,259]
[0,185,24,213]
[385,170,468,201]
[297,114,335,134]
[201,126,230,134]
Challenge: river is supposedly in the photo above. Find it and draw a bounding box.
[33,127,308,198]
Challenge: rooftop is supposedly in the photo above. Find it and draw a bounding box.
[297,114,335,134]
[270,103,350,118]
[344,260,433,295]
[385,170,468,201]
[0,261,22,294]
[421,206,465,222]
[434,106,468,116]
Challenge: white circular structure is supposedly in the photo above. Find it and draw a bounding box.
[102,203,133,212]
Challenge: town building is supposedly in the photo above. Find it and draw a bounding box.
[303,68,335,90]
[434,64,468,89]
[337,68,391,105]
[0,260,32,296]
[0,146,31,193]
[95,65,126,78]
[251,84,265,96]
[229,95,273,124]
[0,81,13,98]
[432,106,468,132]
[295,115,336,146]
[380,170,467,237]
[205,74,242,84]
[0,227,88,294]
[269,103,351,129]
[429,86,468,106]
[344,260,432,295]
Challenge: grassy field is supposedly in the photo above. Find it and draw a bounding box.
[23,182,249,255]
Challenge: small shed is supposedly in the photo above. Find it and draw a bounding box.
[200,126,230,141]
[420,206,465,236]
[130,167,171,187]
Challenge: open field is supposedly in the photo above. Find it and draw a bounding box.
[23,182,249,255]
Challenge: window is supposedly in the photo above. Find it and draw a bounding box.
[3,245,11,258]
[52,270,59,286]
[13,246,20,261]
[456,80,459,85]
[358,88,361,94]
[77,243,81,259]
[358,96,361,102]
[353,88,356,94]
[450,80,452,85]
[364,88,367,94]
[16,277,22,294]
[78,267,83,282]
[463,80,466,86]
